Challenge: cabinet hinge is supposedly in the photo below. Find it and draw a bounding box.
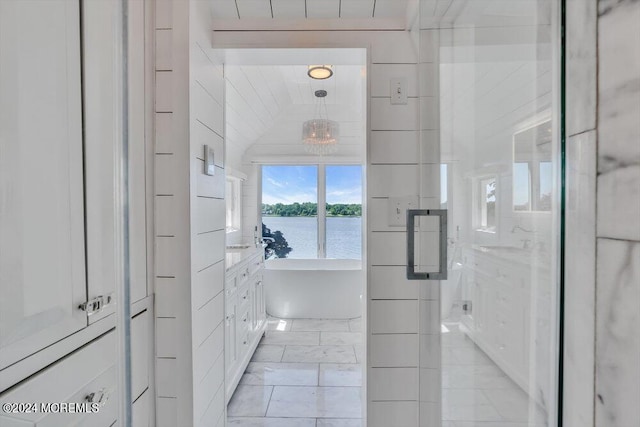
[79,294,114,316]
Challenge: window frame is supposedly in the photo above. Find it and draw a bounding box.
[226,175,242,234]
[260,164,363,260]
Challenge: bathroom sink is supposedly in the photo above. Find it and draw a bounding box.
[479,245,530,254]
[226,244,253,250]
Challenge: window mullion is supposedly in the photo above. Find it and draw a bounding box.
[318,165,326,258]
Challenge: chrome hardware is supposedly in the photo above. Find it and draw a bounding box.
[462,300,472,314]
[406,209,448,280]
[79,294,114,315]
[86,388,110,406]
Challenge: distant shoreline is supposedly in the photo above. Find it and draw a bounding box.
[262,215,362,218]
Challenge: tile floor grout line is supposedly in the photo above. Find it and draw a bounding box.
[263,385,276,418]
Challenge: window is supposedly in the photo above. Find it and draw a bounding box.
[476,176,497,232]
[261,165,362,260]
[512,119,553,212]
[226,176,242,233]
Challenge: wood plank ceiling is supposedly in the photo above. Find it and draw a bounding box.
[225,62,366,162]
[211,0,409,20]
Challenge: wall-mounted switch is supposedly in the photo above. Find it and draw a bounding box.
[390,77,408,105]
[388,196,419,226]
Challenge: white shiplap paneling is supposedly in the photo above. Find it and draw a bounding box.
[211,0,239,19]
[340,0,375,18]
[306,0,341,18]
[271,0,306,18]
[236,0,272,18]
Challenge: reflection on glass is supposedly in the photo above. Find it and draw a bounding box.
[326,165,362,260]
[432,0,560,425]
[513,120,553,212]
[514,162,531,211]
[478,177,497,231]
[441,164,448,208]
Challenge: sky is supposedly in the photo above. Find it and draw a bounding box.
[262,165,362,205]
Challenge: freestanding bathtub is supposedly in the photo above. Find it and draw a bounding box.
[263,258,364,319]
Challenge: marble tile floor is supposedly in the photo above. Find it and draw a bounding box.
[228,317,364,427]
[442,322,548,427]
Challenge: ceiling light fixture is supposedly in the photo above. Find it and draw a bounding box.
[302,90,339,156]
[307,65,334,80]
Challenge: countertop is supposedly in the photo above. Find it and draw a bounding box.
[225,244,266,272]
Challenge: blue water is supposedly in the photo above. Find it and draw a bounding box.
[262,216,362,260]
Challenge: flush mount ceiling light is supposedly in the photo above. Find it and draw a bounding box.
[302,90,339,156]
[307,65,334,80]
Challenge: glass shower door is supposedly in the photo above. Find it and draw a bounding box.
[412,1,563,426]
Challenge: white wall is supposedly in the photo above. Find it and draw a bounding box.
[154,1,226,425]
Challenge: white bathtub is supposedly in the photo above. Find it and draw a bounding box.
[263,258,364,319]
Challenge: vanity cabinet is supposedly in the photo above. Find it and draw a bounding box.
[224,250,266,401]
[461,248,550,392]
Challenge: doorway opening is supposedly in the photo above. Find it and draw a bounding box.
[221,48,368,426]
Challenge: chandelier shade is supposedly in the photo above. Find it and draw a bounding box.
[302,89,340,156]
[302,119,340,155]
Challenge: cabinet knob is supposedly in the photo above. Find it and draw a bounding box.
[86,388,110,407]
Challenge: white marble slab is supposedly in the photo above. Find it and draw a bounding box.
[442,365,515,390]
[282,345,357,364]
[348,317,362,332]
[597,0,640,171]
[320,332,362,346]
[291,319,351,332]
[354,345,364,364]
[239,362,319,386]
[319,364,363,387]
[227,385,273,417]
[597,165,640,241]
[228,417,316,427]
[316,419,363,427]
[251,345,285,363]
[483,388,545,423]
[566,0,597,136]
[266,317,293,332]
[595,238,640,427]
[261,331,320,345]
[267,386,362,418]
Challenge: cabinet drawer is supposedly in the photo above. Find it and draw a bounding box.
[238,284,251,309]
[237,307,251,332]
[225,274,238,298]
[248,254,264,276]
[237,265,252,285]
[0,331,117,427]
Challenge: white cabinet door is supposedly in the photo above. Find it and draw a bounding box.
[0,0,87,371]
[83,0,148,323]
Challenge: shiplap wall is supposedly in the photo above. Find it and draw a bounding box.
[189,1,226,425]
[154,1,226,426]
[212,28,437,426]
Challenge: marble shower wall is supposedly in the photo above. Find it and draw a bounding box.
[595,1,640,427]
[566,0,640,425]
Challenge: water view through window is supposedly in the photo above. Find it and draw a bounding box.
[262,165,362,260]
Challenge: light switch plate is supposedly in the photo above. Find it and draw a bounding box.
[388,196,419,226]
[390,77,408,105]
[204,145,215,176]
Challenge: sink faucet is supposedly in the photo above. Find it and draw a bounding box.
[511,224,534,233]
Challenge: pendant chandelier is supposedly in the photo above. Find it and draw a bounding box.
[302,90,339,156]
